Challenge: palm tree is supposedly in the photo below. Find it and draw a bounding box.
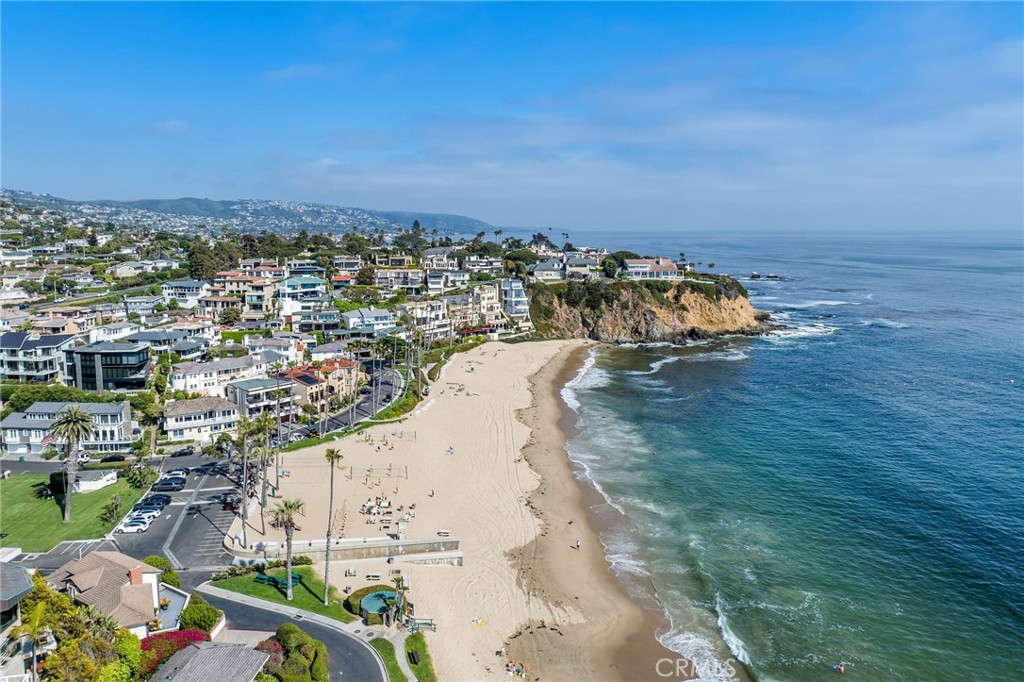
[13,601,48,681]
[50,406,96,523]
[391,574,408,624]
[323,447,344,605]
[272,498,304,601]
[235,417,259,547]
[253,411,276,507]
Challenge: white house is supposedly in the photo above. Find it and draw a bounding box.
[163,397,238,443]
[88,322,143,344]
[621,257,682,280]
[168,353,272,397]
[161,280,210,309]
[0,401,136,458]
[339,307,396,333]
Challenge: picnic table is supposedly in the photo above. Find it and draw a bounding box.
[253,572,303,589]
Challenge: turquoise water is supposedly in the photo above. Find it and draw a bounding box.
[560,231,1023,681]
[361,589,397,614]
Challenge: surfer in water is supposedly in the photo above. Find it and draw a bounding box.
[833,662,846,673]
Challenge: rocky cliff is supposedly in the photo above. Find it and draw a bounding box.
[529,277,772,343]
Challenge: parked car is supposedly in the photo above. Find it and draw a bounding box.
[100,455,126,463]
[151,479,185,493]
[115,518,152,534]
[128,508,162,522]
[131,501,164,513]
[288,433,303,443]
[165,468,190,478]
[77,454,92,465]
[142,494,172,507]
[171,447,194,458]
[158,475,187,485]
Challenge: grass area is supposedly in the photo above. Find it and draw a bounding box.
[369,638,408,682]
[282,432,348,452]
[0,474,146,552]
[212,565,355,623]
[404,632,437,682]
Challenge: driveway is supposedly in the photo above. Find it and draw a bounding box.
[199,588,386,682]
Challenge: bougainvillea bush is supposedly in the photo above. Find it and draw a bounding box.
[139,629,209,678]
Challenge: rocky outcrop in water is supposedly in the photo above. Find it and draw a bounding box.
[529,277,772,343]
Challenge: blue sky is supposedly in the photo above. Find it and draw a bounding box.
[2,2,1021,234]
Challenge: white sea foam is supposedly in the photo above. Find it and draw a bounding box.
[560,348,608,411]
[716,595,753,665]
[659,627,744,682]
[776,299,858,309]
[687,349,749,362]
[764,324,838,342]
[859,318,908,329]
[624,355,684,375]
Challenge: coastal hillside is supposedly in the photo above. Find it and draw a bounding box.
[529,277,772,343]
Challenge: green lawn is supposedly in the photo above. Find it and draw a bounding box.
[405,631,437,682]
[0,474,146,552]
[369,638,408,682]
[212,566,356,623]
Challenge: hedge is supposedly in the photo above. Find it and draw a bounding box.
[310,642,330,682]
[143,555,180,588]
[209,555,313,581]
[179,600,223,633]
[276,623,314,652]
[342,583,394,617]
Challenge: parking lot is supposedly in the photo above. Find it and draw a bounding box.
[112,456,238,571]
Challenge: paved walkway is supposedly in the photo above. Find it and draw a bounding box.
[197,583,419,681]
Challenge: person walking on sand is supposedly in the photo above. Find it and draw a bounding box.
[576,539,581,550]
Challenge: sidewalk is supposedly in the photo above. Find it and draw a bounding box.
[197,583,416,681]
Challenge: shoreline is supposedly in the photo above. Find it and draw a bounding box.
[507,343,689,682]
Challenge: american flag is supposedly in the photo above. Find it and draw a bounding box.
[41,433,55,447]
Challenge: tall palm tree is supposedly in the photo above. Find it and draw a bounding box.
[253,411,276,507]
[235,417,258,547]
[322,448,344,605]
[272,498,304,601]
[50,406,96,523]
[13,601,48,681]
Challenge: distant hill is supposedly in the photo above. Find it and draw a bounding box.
[2,189,494,236]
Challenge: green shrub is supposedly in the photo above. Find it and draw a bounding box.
[95,659,131,682]
[255,674,277,682]
[310,642,330,682]
[275,623,313,652]
[143,555,180,588]
[114,630,141,674]
[277,655,312,682]
[179,600,223,633]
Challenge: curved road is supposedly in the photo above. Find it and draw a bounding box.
[199,589,386,682]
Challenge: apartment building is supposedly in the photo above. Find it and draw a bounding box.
[374,268,423,295]
[278,276,328,317]
[0,332,76,384]
[398,300,451,342]
[332,255,363,275]
[168,352,271,397]
[225,378,298,421]
[499,278,532,327]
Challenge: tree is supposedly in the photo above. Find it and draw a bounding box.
[323,448,344,605]
[271,498,304,601]
[13,601,48,681]
[355,266,375,286]
[143,556,180,588]
[167,298,180,311]
[218,307,241,325]
[50,406,96,523]
[601,257,619,279]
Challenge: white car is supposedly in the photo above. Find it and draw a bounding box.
[165,469,189,479]
[128,508,162,522]
[77,454,92,465]
[288,433,303,443]
[115,518,152,534]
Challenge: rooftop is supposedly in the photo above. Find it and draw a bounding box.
[164,396,238,417]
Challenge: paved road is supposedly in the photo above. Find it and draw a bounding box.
[280,366,402,442]
[200,590,386,682]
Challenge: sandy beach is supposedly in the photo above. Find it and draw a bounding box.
[236,339,684,681]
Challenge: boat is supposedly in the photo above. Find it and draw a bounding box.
[750,272,761,279]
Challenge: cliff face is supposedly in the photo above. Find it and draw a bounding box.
[530,278,772,343]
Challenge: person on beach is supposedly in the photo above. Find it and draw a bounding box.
[576,539,581,550]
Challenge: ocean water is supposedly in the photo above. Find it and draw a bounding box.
[559,231,1024,681]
